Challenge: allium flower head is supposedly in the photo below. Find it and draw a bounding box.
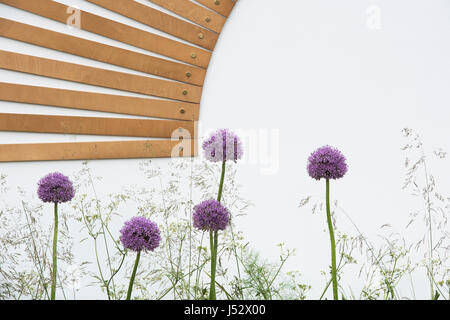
[37,172,75,203]
[120,216,161,252]
[193,199,229,231]
[202,128,243,162]
[307,145,348,180]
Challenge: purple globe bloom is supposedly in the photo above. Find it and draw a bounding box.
[307,145,348,180]
[202,128,243,162]
[37,172,75,203]
[120,216,161,252]
[193,199,229,231]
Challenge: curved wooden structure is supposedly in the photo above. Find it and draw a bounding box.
[0,0,237,161]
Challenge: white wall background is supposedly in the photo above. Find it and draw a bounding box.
[0,0,449,299]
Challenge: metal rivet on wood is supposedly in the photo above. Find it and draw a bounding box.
[147,0,227,33]
[196,0,237,17]
[0,50,202,103]
[0,0,212,68]
[0,18,206,86]
[86,0,218,51]
[0,0,236,161]
[0,82,200,121]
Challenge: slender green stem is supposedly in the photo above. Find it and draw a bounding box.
[228,221,243,298]
[222,161,243,298]
[106,252,127,293]
[188,157,194,299]
[126,251,141,300]
[21,201,50,300]
[208,160,226,300]
[214,230,218,279]
[217,160,226,202]
[421,149,435,299]
[325,179,338,300]
[57,269,67,300]
[93,237,111,299]
[319,279,333,300]
[209,230,217,300]
[194,232,205,299]
[87,170,116,298]
[51,202,58,300]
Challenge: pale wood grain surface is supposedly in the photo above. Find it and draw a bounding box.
[0,50,202,103]
[0,18,206,86]
[0,82,199,120]
[0,139,196,162]
[87,0,218,50]
[147,0,226,33]
[194,0,236,17]
[0,0,211,68]
[0,113,195,137]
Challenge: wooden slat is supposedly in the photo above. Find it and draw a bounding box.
[0,50,202,103]
[147,0,226,34]
[0,0,211,68]
[194,0,236,17]
[0,82,199,121]
[0,113,194,138]
[0,18,205,86]
[0,139,196,162]
[87,0,218,50]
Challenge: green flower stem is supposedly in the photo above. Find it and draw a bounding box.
[209,230,217,300]
[325,178,338,300]
[209,160,227,300]
[51,202,58,300]
[126,251,141,300]
[217,160,226,202]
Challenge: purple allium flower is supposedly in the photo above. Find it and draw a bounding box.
[202,129,243,162]
[193,199,229,231]
[120,216,161,252]
[37,172,75,203]
[307,145,348,180]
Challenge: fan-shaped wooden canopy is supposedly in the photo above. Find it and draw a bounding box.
[0,0,237,161]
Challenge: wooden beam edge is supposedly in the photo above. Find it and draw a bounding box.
[0,139,198,162]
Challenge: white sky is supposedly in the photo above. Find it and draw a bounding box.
[0,0,449,299]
